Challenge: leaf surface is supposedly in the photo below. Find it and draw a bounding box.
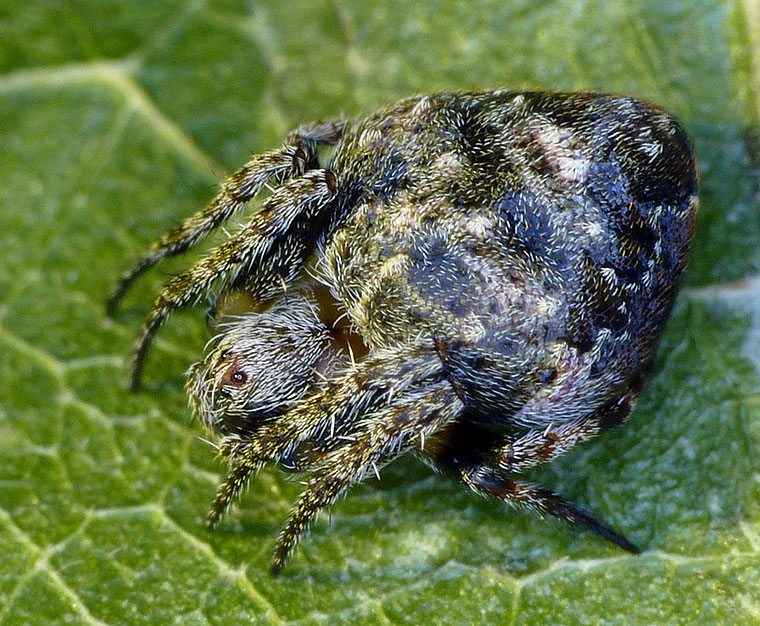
[1,1,759,624]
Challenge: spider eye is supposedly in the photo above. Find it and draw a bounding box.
[219,388,232,398]
[230,369,248,385]
[219,349,231,361]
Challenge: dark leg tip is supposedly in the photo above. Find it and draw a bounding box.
[106,276,135,317]
[105,295,119,317]
[129,334,152,392]
[129,374,141,392]
[551,495,641,555]
[269,560,284,577]
[613,534,641,555]
[270,541,292,576]
[205,512,220,530]
[129,365,143,392]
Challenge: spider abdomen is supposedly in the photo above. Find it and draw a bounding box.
[321,90,697,426]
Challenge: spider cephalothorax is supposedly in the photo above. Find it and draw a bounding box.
[186,290,345,437]
[108,90,698,574]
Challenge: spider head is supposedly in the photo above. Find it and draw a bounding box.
[186,292,344,436]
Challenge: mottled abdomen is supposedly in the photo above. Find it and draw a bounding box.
[322,90,698,427]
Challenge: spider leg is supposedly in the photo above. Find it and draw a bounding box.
[271,379,462,574]
[460,469,640,553]
[130,169,339,389]
[205,343,459,545]
[422,382,642,553]
[494,381,641,473]
[107,119,347,315]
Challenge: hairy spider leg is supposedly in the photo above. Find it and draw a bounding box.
[106,119,347,315]
[422,383,642,554]
[489,382,641,474]
[459,469,639,553]
[205,343,460,545]
[129,169,340,389]
[271,380,462,574]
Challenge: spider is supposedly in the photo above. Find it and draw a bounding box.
[108,90,698,574]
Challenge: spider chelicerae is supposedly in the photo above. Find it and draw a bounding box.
[108,90,698,574]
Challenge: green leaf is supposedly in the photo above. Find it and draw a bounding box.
[1,0,759,623]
